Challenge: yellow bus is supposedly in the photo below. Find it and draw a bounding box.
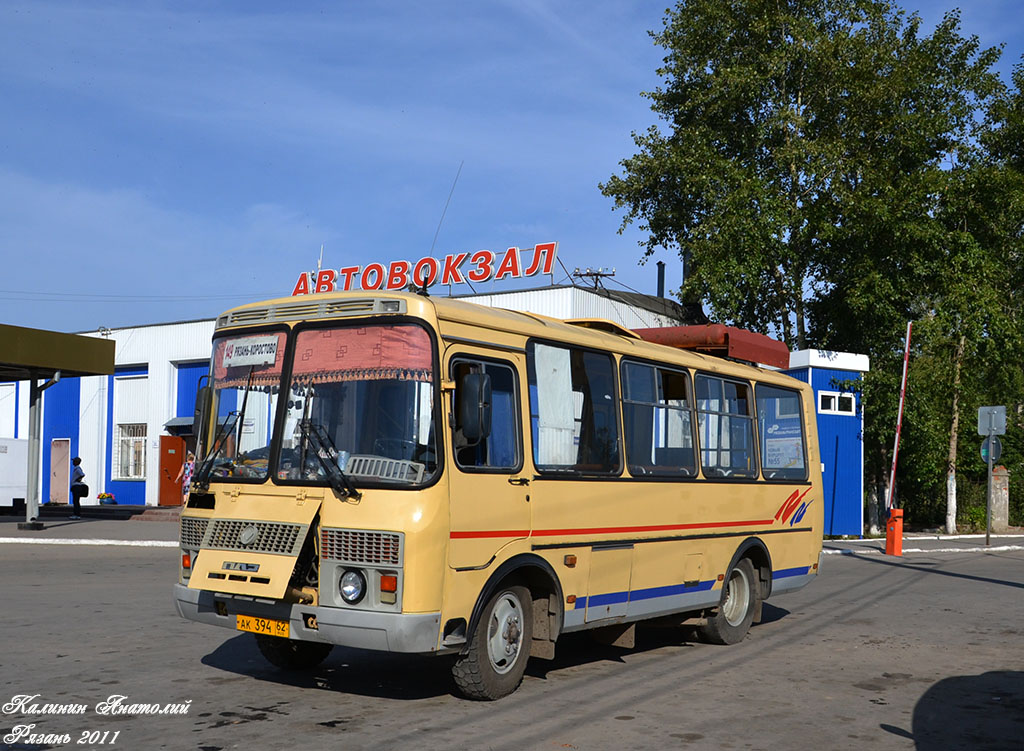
[174,290,823,699]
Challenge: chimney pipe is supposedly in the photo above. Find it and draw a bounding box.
[656,261,665,298]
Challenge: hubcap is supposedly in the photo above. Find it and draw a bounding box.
[486,593,524,674]
[722,567,751,627]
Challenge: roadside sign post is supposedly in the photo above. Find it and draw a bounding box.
[977,406,1006,547]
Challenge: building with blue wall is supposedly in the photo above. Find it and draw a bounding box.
[785,350,870,537]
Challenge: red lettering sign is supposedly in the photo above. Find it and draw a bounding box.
[338,266,360,291]
[315,269,337,293]
[361,263,385,290]
[467,250,494,283]
[386,261,411,290]
[442,252,469,285]
[494,247,522,280]
[290,242,558,295]
[292,272,311,296]
[412,257,440,287]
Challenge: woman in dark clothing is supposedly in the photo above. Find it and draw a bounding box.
[70,456,86,520]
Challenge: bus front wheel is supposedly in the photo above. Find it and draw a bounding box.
[698,558,758,645]
[254,634,333,670]
[452,584,533,700]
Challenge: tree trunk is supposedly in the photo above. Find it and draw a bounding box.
[865,448,885,536]
[945,334,965,535]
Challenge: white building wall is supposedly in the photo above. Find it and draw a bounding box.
[70,319,215,505]
[461,287,680,330]
[78,375,106,506]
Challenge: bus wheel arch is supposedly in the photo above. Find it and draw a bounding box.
[452,554,564,700]
[465,554,564,657]
[699,538,772,645]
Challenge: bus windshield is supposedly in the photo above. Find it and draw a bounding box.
[277,323,438,487]
[205,331,288,481]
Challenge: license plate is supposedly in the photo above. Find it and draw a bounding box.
[236,614,290,638]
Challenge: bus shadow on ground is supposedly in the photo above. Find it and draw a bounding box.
[202,634,455,700]
[202,604,792,700]
[881,670,1024,750]
[526,603,791,681]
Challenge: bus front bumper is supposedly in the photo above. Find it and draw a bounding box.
[173,583,442,654]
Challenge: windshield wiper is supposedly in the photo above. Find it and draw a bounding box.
[193,410,241,490]
[298,419,362,500]
[194,366,255,490]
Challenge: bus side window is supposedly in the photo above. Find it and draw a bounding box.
[528,342,621,474]
[621,361,697,477]
[695,374,757,479]
[756,383,808,481]
[451,359,520,471]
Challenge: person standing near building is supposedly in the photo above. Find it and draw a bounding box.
[174,451,195,505]
[70,457,87,520]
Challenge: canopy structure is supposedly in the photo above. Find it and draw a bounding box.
[0,324,115,529]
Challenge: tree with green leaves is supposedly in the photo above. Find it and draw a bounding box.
[602,0,1009,532]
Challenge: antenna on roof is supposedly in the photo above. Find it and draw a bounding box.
[308,244,325,293]
[432,161,464,258]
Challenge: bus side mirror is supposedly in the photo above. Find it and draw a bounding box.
[458,373,492,443]
[194,384,212,438]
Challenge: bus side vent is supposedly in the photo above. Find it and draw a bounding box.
[321,528,403,566]
[216,298,407,329]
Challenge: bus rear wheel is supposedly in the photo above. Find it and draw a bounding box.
[254,634,333,670]
[698,558,758,645]
[452,584,533,700]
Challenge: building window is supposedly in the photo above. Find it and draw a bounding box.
[819,391,856,416]
[115,423,147,479]
[113,374,148,480]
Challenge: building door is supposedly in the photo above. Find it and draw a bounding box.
[159,435,187,506]
[49,438,70,504]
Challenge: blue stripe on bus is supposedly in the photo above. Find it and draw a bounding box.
[574,579,716,610]
[773,566,811,580]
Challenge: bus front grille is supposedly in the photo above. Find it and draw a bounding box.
[204,520,306,556]
[321,528,402,566]
[180,517,209,549]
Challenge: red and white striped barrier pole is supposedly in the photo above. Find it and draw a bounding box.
[886,321,913,514]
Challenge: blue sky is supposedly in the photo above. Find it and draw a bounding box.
[1,1,1021,333]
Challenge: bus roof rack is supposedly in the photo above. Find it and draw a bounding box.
[632,324,790,369]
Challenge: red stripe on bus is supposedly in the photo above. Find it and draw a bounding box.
[449,529,531,539]
[449,519,773,540]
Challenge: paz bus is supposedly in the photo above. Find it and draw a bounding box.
[174,290,823,700]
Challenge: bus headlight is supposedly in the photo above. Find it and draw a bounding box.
[339,569,366,604]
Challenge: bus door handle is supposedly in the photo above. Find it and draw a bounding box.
[507,477,530,486]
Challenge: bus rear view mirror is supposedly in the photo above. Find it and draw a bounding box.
[458,372,492,444]
[194,383,212,441]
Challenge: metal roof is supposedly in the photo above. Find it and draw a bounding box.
[0,323,115,381]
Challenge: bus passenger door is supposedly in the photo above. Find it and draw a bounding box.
[446,353,531,570]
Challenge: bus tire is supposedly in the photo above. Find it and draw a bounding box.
[698,558,758,645]
[452,584,533,700]
[254,634,333,670]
